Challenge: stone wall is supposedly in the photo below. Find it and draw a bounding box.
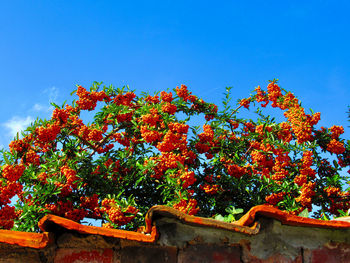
[1,205,350,262]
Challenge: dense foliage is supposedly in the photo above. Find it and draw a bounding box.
[0,80,349,232]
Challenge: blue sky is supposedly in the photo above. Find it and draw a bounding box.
[0,0,349,149]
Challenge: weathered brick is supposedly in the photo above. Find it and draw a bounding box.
[310,242,350,263]
[54,248,113,263]
[57,232,118,249]
[253,254,302,263]
[121,246,177,263]
[0,250,41,263]
[178,245,241,263]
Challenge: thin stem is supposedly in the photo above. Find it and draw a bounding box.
[89,127,120,157]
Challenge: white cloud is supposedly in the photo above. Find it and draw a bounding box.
[33,103,45,111]
[43,86,59,102]
[3,116,34,138]
[1,86,59,143]
[32,103,54,112]
[50,87,59,102]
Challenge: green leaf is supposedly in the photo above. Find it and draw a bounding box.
[298,208,309,218]
[50,102,60,109]
[176,161,185,170]
[3,153,10,164]
[214,214,225,222]
[333,160,339,169]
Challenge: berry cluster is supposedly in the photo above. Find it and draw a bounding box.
[0,80,349,232]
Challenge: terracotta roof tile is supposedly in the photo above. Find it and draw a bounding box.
[144,205,260,235]
[0,229,53,249]
[236,204,350,229]
[38,214,158,243]
[1,204,350,249]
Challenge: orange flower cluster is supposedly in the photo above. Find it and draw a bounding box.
[113,132,130,147]
[23,149,40,166]
[325,186,341,197]
[161,102,177,115]
[271,167,288,181]
[144,95,160,104]
[76,86,107,111]
[204,104,218,121]
[178,169,196,189]
[65,208,89,222]
[199,125,214,141]
[230,164,249,179]
[255,124,273,138]
[160,91,173,102]
[140,126,162,144]
[139,108,166,145]
[200,183,220,195]
[327,139,345,154]
[146,152,187,179]
[37,172,48,184]
[55,182,72,197]
[195,141,210,154]
[46,200,88,222]
[239,97,251,109]
[157,130,187,153]
[330,125,344,139]
[195,124,215,154]
[52,108,69,125]
[173,198,199,216]
[300,151,316,177]
[71,122,110,154]
[277,122,293,143]
[114,92,136,106]
[87,128,103,142]
[2,164,25,182]
[141,109,161,127]
[265,192,285,205]
[116,112,133,123]
[267,82,283,107]
[60,165,79,187]
[0,181,23,206]
[80,194,99,210]
[36,123,61,143]
[222,159,248,179]
[280,92,299,110]
[101,199,138,226]
[9,138,29,154]
[141,116,196,182]
[284,106,320,144]
[295,182,315,210]
[0,205,17,229]
[251,82,321,144]
[243,122,255,135]
[273,148,290,168]
[294,174,307,187]
[250,147,274,179]
[255,125,264,136]
[293,152,315,188]
[176,84,191,101]
[169,122,189,134]
[254,86,269,107]
[327,191,350,216]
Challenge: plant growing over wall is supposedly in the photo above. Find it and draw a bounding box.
[0,80,349,232]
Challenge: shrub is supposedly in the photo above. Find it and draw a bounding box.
[0,80,349,232]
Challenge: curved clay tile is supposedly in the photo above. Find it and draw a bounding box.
[144,205,260,235]
[38,214,158,243]
[236,204,350,229]
[2,204,350,249]
[0,229,53,249]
